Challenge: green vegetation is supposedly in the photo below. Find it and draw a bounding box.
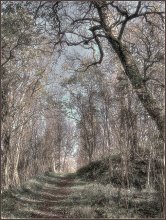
[77,154,163,190]
[75,155,164,218]
[1,2,164,219]
[2,159,163,219]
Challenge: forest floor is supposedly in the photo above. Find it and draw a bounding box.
[2,172,163,219]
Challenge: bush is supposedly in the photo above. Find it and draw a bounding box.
[69,206,96,218]
[77,153,164,190]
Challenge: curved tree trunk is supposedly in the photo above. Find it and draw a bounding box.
[96,5,164,140]
[109,39,164,140]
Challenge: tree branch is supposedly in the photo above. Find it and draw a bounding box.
[79,26,104,72]
[71,17,100,25]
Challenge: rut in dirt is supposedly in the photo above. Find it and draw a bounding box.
[3,173,85,219]
[28,175,74,218]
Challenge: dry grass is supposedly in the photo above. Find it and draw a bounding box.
[1,172,163,219]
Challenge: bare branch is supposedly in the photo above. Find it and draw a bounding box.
[71,18,101,25]
[33,1,48,19]
[79,26,104,72]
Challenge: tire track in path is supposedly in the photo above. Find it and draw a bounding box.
[2,173,85,219]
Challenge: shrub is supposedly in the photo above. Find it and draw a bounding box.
[77,153,164,190]
[69,206,96,218]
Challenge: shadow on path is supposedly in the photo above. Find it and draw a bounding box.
[2,172,87,219]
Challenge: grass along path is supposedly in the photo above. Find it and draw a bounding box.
[2,172,85,219]
[2,172,162,219]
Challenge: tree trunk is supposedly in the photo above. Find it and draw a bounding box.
[13,146,20,186]
[110,39,164,139]
[96,5,164,140]
[2,131,10,189]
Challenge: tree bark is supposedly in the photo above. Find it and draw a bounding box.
[96,4,164,140]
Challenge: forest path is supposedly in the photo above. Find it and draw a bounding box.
[2,171,162,219]
[2,172,88,219]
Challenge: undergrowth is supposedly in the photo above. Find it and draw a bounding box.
[75,154,164,218]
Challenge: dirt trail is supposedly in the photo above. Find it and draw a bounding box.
[2,172,161,219]
[29,175,74,218]
[2,173,86,219]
